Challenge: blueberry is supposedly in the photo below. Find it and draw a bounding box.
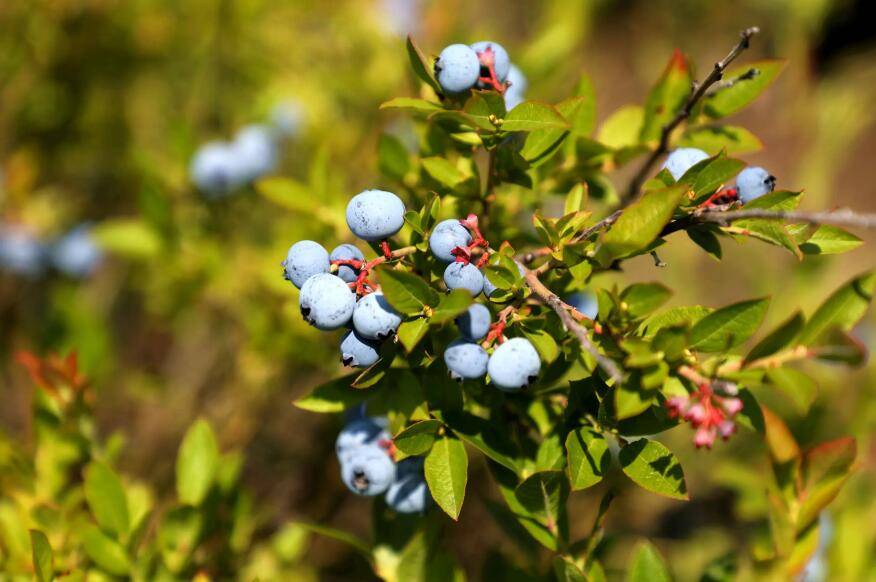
[483,261,525,297]
[444,339,489,381]
[346,190,406,242]
[456,303,491,341]
[470,41,511,86]
[662,148,709,181]
[336,417,390,461]
[434,44,480,94]
[299,273,356,330]
[189,141,243,196]
[352,291,402,340]
[283,240,330,288]
[444,262,484,296]
[385,457,431,514]
[503,64,527,110]
[339,443,396,496]
[565,291,598,319]
[233,124,278,182]
[51,225,103,278]
[270,101,304,138]
[487,337,541,391]
[330,243,365,283]
[340,329,382,368]
[736,166,776,203]
[0,225,46,277]
[429,219,471,262]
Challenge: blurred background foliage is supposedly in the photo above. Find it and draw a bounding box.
[0,0,874,579]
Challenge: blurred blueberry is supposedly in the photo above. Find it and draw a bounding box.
[0,224,46,277]
[380,0,420,37]
[565,291,598,319]
[233,124,279,182]
[51,225,103,278]
[190,141,244,197]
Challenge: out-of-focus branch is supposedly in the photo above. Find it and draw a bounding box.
[695,208,876,229]
[622,26,760,206]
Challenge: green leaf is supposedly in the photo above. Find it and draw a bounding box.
[378,133,411,181]
[394,420,442,456]
[294,522,373,561]
[176,419,220,506]
[406,35,442,94]
[627,540,672,582]
[619,439,688,500]
[521,96,593,165]
[501,101,570,132]
[679,124,763,154]
[430,290,474,324]
[621,283,672,319]
[766,368,817,414]
[554,556,588,582]
[690,157,746,197]
[565,428,609,491]
[91,219,161,258]
[30,530,54,582]
[157,506,203,574]
[641,49,692,143]
[378,267,440,315]
[421,156,469,189]
[84,462,130,537]
[380,97,443,113]
[294,374,369,413]
[798,271,875,345]
[690,298,770,352]
[800,225,863,255]
[463,91,506,127]
[564,183,587,215]
[640,305,712,337]
[687,227,723,260]
[397,318,429,352]
[704,60,787,118]
[424,436,468,520]
[597,105,644,149]
[599,184,687,261]
[81,525,131,576]
[442,412,519,473]
[522,327,560,364]
[514,471,569,532]
[797,437,856,530]
[746,311,804,362]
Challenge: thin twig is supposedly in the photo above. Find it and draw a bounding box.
[695,208,876,229]
[523,270,624,384]
[518,209,623,265]
[622,26,760,205]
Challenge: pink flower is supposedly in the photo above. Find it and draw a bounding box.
[721,397,743,416]
[694,427,716,449]
[685,404,707,426]
[718,420,737,439]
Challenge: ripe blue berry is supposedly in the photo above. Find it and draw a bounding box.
[504,64,527,110]
[456,303,492,341]
[662,148,709,181]
[283,240,330,288]
[444,339,489,380]
[443,262,484,296]
[346,190,406,242]
[429,219,471,263]
[566,291,598,319]
[352,291,402,340]
[189,141,243,196]
[51,225,102,278]
[385,457,431,514]
[470,41,511,85]
[0,225,46,277]
[330,244,365,283]
[435,44,480,94]
[483,261,524,298]
[233,124,278,182]
[336,418,390,461]
[299,273,356,330]
[736,166,776,203]
[340,329,382,368]
[339,443,396,496]
[487,337,541,391]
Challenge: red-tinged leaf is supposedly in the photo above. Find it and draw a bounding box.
[762,405,800,464]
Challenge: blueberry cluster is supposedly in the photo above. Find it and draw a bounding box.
[662,148,777,203]
[282,190,406,366]
[433,41,526,110]
[335,416,431,513]
[190,103,304,199]
[441,303,541,391]
[0,222,103,279]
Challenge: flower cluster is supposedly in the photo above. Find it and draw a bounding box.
[666,382,744,449]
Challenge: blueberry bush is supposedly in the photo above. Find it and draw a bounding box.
[1,5,875,581]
